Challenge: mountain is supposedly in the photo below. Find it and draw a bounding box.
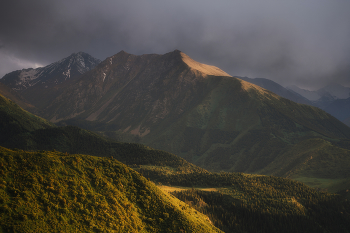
[0,52,101,109]
[287,85,322,101]
[42,50,231,122]
[0,147,221,233]
[287,84,350,125]
[24,50,350,186]
[238,77,312,105]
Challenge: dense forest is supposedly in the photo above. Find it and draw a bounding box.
[136,167,350,232]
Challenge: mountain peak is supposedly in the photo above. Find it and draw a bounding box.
[116,50,129,55]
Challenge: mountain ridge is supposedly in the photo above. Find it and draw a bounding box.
[29,50,350,180]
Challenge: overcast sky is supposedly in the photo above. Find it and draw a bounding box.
[1,0,349,90]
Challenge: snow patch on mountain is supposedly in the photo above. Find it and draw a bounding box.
[0,52,101,91]
[63,69,71,79]
[18,69,38,81]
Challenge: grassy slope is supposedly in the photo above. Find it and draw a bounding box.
[0,147,221,233]
[137,77,350,190]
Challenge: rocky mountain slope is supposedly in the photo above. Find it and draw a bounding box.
[0,52,101,109]
[23,50,349,184]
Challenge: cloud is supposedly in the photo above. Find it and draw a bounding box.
[0,0,349,89]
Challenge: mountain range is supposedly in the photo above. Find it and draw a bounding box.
[1,92,350,232]
[1,50,350,191]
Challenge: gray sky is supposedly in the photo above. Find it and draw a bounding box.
[1,0,349,90]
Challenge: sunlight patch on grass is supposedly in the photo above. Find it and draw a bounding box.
[158,185,218,193]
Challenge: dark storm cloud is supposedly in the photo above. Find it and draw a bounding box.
[1,0,349,89]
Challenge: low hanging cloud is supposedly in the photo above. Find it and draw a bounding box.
[1,0,349,89]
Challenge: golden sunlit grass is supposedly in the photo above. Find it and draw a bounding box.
[180,52,231,77]
[237,78,280,98]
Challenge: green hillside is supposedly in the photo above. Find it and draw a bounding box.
[0,94,53,144]
[0,147,221,233]
[0,93,206,176]
[2,90,350,193]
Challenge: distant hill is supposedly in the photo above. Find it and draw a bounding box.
[0,52,101,109]
[0,146,221,233]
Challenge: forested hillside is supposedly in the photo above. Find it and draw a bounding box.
[0,147,221,232]
[135,167,350,233]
